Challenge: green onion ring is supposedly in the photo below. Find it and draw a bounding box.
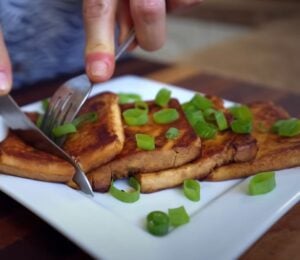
[72,112,98,128]
[168,206,190,227]
[165,127,180,139]
[248,171,276,196]
[183,179,200,202]
[215,111,228,131]
[153,108,179,124]
[52,123,77,138]
[118,93,142,104]
[109,177,140,203]
[191,94,213,110]
[123,108,148,126]
[135,133,155,150]
[146,211,170,236]
[155,88,172,107]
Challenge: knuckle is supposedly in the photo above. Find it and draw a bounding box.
[136,0,164,22]
[83,0,109,20]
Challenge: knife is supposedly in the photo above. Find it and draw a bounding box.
[0,95,94,196]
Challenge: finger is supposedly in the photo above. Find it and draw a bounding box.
[130,0,166,51]
[167,0,203,12]
[83,0,117,82]
[117,0,137,52]
[0,30,12,95]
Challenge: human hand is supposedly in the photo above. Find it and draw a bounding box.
[0,29,12,95]
[83,0,202,83]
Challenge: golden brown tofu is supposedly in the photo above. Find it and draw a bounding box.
[136,96,258,193]
[0,131,75,182]
[63,92,125,172]
[206,101,300,181]
[87,98,202,192]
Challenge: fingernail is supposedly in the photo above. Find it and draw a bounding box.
[0,72,8,92]
[90,61,109,78]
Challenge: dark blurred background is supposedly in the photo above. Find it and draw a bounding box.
[135,0,300,94]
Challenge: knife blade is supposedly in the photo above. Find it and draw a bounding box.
[0,95,94,196]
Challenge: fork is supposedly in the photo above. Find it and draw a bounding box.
[40,30,135,140]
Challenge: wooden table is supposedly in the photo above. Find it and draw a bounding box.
[1,58,299,259]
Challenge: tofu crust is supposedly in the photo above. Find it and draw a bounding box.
[0,132,75,182]
[63,92,125,172]
[206,101,300,181]
[136,131,257,193]
[87,98,202,192]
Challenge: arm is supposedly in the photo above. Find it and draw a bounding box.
[0,29,12,95]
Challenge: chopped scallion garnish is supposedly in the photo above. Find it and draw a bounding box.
[52,123,77,138]
[272,118,300,137]
[168,206,190,227]
[248,171,276,196]
[72,112,98,128]
[134,101,149,111]
[231,120,252,134]
[155,88,171,107]
[109,177,140,203]
[191,94,213,110]
[230,105,252,122]
[214,111,228,131]
[135,133,155,150]
[194,121,217,139]
[185,110,204,127]
[146,211,170,236]
[181,101,197,113]
[153,108,179,124]
[118,93,142,104]
[123,108,148,126]
[183,179,200,202]
[165,127,180,139]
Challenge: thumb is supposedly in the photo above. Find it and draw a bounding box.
[83,0,117,83]
[0,30,12,95]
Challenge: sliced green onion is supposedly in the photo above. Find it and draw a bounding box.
[165,127,180,139]
[203,108,217,121]
[215,111,228,131]
[155,88,171,107]
[194,121,218,139]
[36,113,44,128]
[123,108,148,126]
[231,120,252,134]
[181,101,197,113]
[248,171,276,196]
[191,94,213,110]
[185,110,205,127]
[109,177,140,203]
[42,99,49,111]
[134,101,148,111]
[52,123,77,138]
[153,108,179,124]
[272,118,300,137]
[147,211,170,236]
[168,206,190,227]
[230,105,252,121]
[72,112,98,128]
[135,133,155,150]
[118,93,142,104]
[183,179,200,202]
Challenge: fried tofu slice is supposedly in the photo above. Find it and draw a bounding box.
[63,92,125,172]
[0,131,75,182]
[87,98,202,192]
[135,96,258,193]
[136,127,257,193]
[206,101,300,181]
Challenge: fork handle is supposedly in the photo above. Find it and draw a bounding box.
[115,29,135,61]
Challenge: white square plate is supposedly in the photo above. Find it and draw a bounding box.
[0,76,299,260]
